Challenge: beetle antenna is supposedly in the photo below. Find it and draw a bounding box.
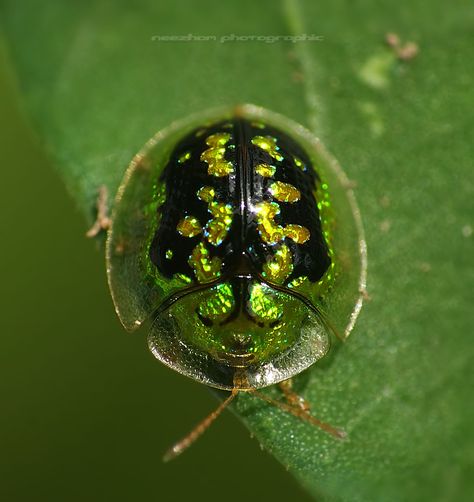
[250,390,346,439]
[163,388,239,462]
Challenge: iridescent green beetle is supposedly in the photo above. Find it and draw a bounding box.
[106,105,366,459]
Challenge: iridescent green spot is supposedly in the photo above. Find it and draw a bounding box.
[165,249,173,260]
[249,283,283,322]
[251,121,265,129]
[178,151,191,164]
[251,135,283,161]
[198,283,235,322]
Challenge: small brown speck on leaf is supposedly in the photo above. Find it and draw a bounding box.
[385,32,419,61]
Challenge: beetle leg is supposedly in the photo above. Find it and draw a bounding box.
[250,388,345,439]
[86,185,112,237]
[278,379,311,412]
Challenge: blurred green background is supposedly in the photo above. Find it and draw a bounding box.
[0,49,310,502]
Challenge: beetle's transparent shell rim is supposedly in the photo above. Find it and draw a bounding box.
[106,104,367,390]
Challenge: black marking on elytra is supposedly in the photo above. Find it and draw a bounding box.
[149,119,331,284]
[149,121,238,279]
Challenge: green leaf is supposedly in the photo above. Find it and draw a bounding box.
[1,0,472,500]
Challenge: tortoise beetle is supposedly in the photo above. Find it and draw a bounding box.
[106,105,367,459]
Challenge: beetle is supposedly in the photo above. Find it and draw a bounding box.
[104,105,366,460]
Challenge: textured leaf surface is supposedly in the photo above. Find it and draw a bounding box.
[2,0,473,500]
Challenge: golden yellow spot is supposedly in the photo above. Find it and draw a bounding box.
[255,202,311,245]
[177,216,202,238]
[263,244,294,284]
[197,186,215,203]
[269,181,301,203]
[205,202,233,246]
[196,186,233,246]
[254,202,285,244]
[285,224,310,244]
[251,136,283,161]
[165,249,173,260]
[188,242,222,283]
[255,163,276,177]
[178,151,191,163]
[200,132,234,177]
[288,275,308,288]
